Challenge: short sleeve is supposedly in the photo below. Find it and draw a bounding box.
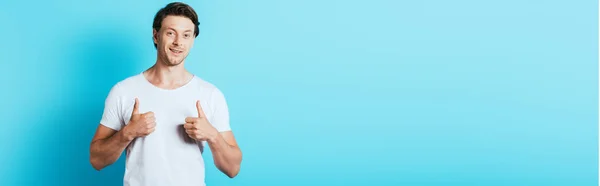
[210,88,231,132]
[100,83,125,131]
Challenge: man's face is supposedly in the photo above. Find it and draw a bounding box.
[154,15,195,66]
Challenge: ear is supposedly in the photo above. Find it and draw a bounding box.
[153,29,159,46]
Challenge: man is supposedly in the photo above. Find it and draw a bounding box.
[89,2,242,186]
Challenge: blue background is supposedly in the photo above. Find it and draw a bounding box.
[0,0,597,185]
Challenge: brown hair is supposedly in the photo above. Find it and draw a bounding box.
[152,2,200,48]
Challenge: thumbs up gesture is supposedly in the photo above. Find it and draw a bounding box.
[123,98,156,140]
[184,100,218,142]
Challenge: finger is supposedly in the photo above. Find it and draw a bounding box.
[147,127,156,134]
[146,116,156,122]
[132,98,140,115]
[196,100,205,118]
[186,129,196,135]
[185,122,198,130]
[184,123,193,129]
[144,112,154,118]
[185,117,197,123]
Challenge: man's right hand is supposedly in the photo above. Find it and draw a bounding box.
[123,98,156,140]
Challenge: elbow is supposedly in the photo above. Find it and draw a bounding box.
[92,165,103,171]
[225,165,241,178]
[226,170,239,178]
[90,157,105,171]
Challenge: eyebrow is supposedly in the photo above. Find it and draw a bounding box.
[166,27,193,33]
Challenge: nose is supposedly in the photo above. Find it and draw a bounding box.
[173,34,184,46]
[173,37,180,46]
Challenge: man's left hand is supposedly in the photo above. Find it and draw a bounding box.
[184,100,218,142]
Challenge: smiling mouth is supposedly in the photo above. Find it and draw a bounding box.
[170,48,183,54]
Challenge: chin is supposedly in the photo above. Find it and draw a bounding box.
[166,60,184,66]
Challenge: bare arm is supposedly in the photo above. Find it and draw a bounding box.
[207,131,242,178]
[184,100,242,178]
[89,125,133,170]
[90,98,156,171]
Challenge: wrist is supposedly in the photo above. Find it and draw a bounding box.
[207,130,220,144]
[121,126,135,141]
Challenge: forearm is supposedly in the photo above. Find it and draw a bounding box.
[208,134,242,178]
[90,128,133,170]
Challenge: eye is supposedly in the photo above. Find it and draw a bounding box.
[184,34,190,38]
[167,32,174,36]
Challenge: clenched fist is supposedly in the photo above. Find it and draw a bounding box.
[184,100,218,142]
[123,98,156,140]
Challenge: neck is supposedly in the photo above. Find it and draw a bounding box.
[143,60,193,89]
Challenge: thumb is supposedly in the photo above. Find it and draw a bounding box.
[132,98,140,116]
[196,100,205,118]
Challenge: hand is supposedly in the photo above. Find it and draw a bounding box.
[123,98,156,140]
[184,100,218,142]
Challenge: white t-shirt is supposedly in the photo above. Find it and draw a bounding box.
[99,72,231,186]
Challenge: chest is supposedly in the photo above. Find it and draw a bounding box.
[122,92,214,128]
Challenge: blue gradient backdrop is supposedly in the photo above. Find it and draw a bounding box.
[0,0,597,186]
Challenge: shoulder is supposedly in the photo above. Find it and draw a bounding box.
[192,76,225,95]
[107,73,145,96]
